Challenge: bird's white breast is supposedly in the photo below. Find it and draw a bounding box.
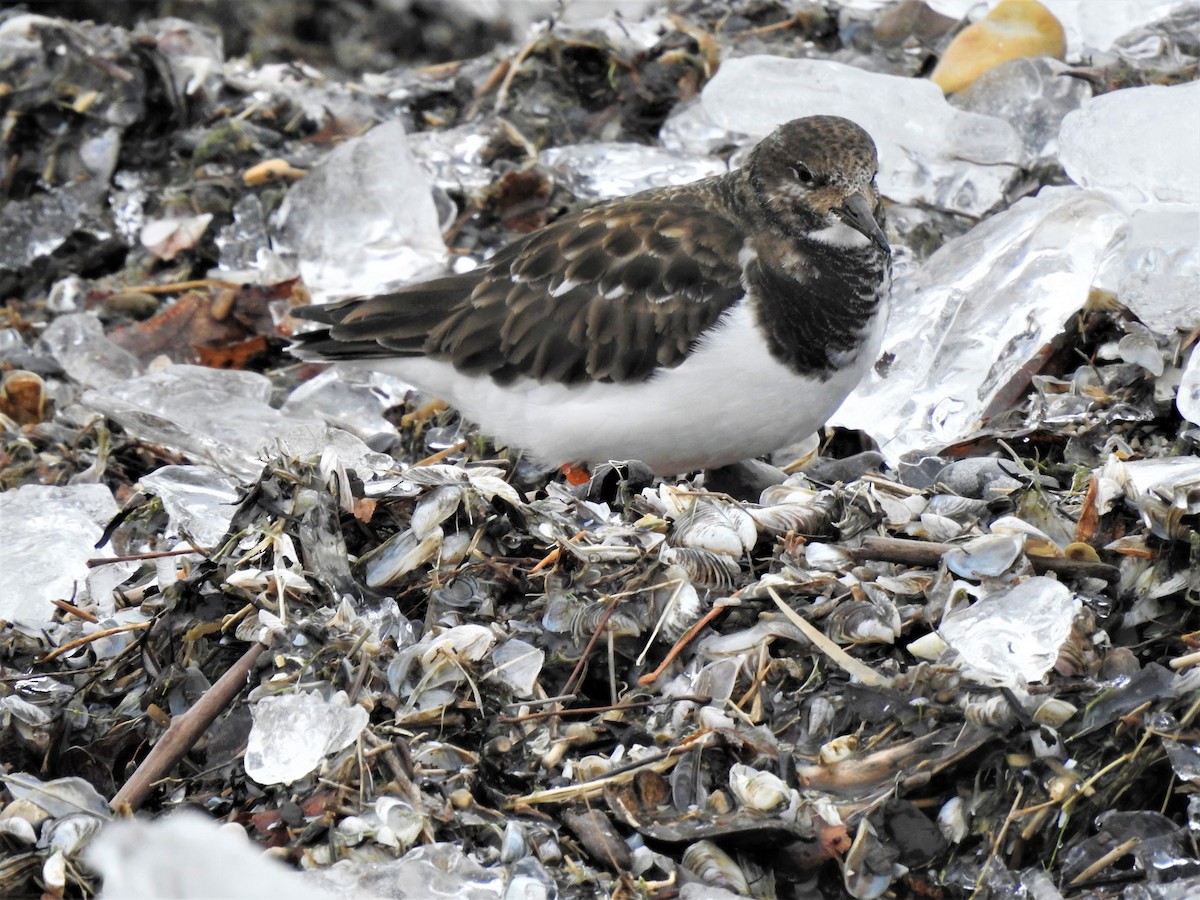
[362,296,886,474]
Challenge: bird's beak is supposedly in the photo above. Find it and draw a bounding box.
[836,193,890,253]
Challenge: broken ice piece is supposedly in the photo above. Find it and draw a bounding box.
[938,576,1080,686]
[244,690,369,785]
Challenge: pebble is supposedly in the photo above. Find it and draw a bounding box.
[931,0,1066,95]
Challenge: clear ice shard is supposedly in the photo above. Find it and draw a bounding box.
[673,55,1023,217]
[832,187,1127,463]
[273,119,447,302]
[244,690,369,786]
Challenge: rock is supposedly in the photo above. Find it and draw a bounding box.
[931,0,1066,95]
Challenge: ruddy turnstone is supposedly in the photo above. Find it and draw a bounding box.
[292,115,891,475]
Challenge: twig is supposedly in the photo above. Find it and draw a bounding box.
[110,639,270,813]
[412,440,468,467]
[87,546,209,567]
[38,622,151,663]
[1068,837,1140,885]
[852,535,1121,583]
[637,604,728,686]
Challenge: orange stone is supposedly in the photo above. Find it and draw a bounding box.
[931,0,1066,94]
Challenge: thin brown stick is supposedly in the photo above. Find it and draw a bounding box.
[88,546,209,567]
[853,535,1121,583]
[110,639,270,813]
[412,440,468,467]
[1068,837,1141,885]
[637,604,728,686]
[121,278,240,294]
[38,622,151,663]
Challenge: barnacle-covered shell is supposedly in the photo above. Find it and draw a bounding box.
[647,566,703,642]
[419,623,496,666]
[804,542,855,572]
[1032,698,1077,728]
[943,534,1024,579]
[843,818,899,900]
[542,595,645,640]
[572,755,613,782]
[875,570,935,596]
[659,545,741,590]
[824,600,900,645]
[873,489,927,528]
[400,463,474,486]
[682,840,751,895]
[926,493,990,522]
[759,481,819,506]
[914,512,967,542]
[751,484,840,535]
[991,515,1061,557]
[670,498,757,556]
[937,797,969,843]
[960,693,1015,727]
[818,734,859,765]
[907,631,949,661]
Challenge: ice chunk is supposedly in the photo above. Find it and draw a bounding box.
[265,422,396,480]
[407,124,497,197]
[39,312,143,388]
[677,55,1023,217]
[244,690,369,785]
[1179,346,1200,427]
[1062,84,1200,334]
[1108,207,1200,335]
[280,366,415,449]
[938,576,1080,686]
[833,187,1126,464]
[87,810,334,900]
[0,182,113,274]
[539,143,726,201]
[82,364,304,481]
[273,119,447,302]
[214,195,294,284]
[0,484,132,626]
[950,57,1090,162]
[304,843,505,899]
[1059,81,1200,208]
[139,465,241,548]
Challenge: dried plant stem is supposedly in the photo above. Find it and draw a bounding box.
[853,535,1121,583]
[111,639,269,813]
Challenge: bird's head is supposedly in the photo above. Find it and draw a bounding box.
[746,115,890,255]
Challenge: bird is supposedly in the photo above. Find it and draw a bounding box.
[291,115,891,477]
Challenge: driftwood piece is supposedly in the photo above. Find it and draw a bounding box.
[111,640,270,813]
[852,535,1122,583]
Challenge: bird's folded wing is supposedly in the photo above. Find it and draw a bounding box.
[292,198,748,385]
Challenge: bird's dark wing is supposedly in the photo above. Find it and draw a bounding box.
[292,198,748,385]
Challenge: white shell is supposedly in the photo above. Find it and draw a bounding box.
[728,763,792,812]
[364,529,444,586]
[410,485,463,539]
[671,498,757,557]
[682,840,751,895]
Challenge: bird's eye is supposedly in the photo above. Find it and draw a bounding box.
[790,163,815,184]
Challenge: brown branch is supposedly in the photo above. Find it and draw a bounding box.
[852,536,1121,583]
[110,640,270,813]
